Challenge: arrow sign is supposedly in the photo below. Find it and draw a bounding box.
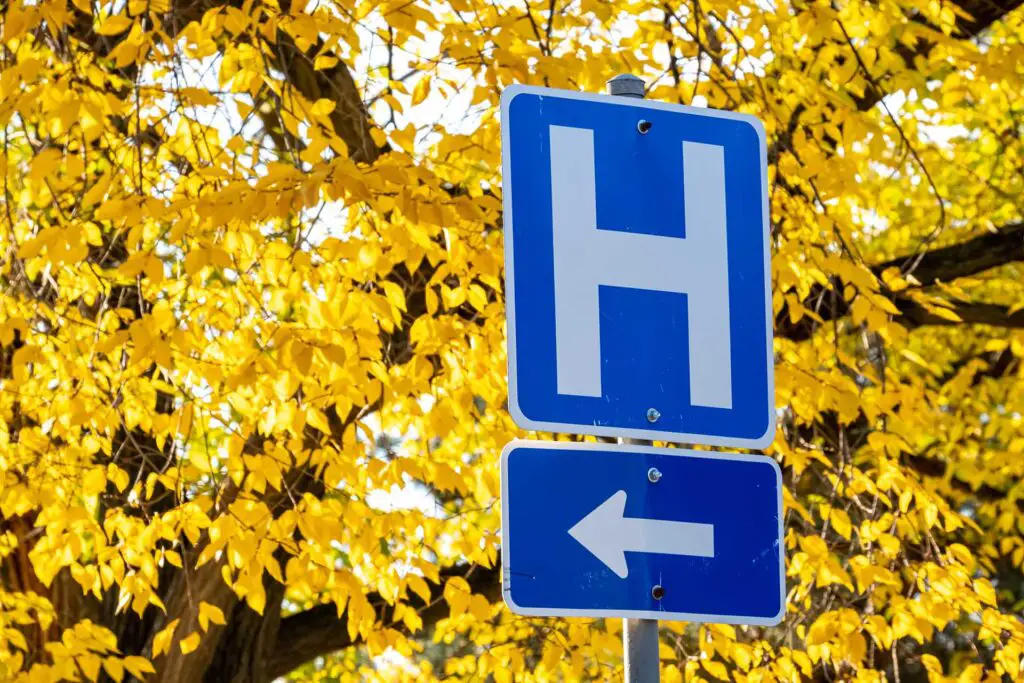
[568,490,714,578]
[501,440,785,625]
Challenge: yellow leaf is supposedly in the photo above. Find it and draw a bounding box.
[412,77,431,105]
[312,99,336,116]
[96,15,132,35]
[878,533,900,556]
[179,87,219,107]
[83,467,107,497]
[5,628,26,650]
[123,656,156,678]
[921,654,943,675]
[152,619,179,658]
[199,601,226,631]
[928,306,962,322]
[844,631,867,664]
[78,655,101,682]
[358,244,379,269]
[701,658,729,680]
[958,664,984,682]
[380,281,407,311]
[407,575,432,604]
[830,508,852,540]
[107,465,130,492]
[306,407,331,434]
[467,284,488,311]
[179,631,201,655]
[102,658,124,683]
[313,54,338,69]
[443,577,470,617]
[390,123,416,152]
[975,579,996,606]
[468,594,490,620]
[245,582,267,615]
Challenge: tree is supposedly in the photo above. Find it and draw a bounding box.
[1,0,1023,679]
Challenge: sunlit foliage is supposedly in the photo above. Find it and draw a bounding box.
[1,0,1023,680]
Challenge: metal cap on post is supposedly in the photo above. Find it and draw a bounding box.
[607,73,646,98]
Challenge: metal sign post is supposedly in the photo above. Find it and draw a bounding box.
[624,618,660,682]
[608,74,660,683]
[499,72,781,683]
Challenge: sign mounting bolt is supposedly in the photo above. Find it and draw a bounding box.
[637,119,652,134]
[651,585,665,600]
[647,468,662,483]
[646,408,660,423]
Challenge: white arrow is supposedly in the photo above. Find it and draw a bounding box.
[568,490,715,578]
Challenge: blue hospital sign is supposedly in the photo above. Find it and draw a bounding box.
[501,85,774,447]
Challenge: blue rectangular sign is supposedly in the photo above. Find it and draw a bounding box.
[501,441,785,624]
[501,85,774,448]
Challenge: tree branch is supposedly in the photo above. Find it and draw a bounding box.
[267,561,501,679]
[873,223,1024,284]
[845,0,1021,113]
[767,0,1022,165]
[896,297,1024,329]
[949,0,1024,38]
[778,223,1024,341]
[262,30,383,164]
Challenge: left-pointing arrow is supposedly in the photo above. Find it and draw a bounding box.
[568,490,715,578]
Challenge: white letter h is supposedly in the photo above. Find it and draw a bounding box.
[550,125,733,409]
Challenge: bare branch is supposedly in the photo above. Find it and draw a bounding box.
[267,562,501,679]
[778,223,1024,341]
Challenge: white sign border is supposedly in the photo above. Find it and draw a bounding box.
[501,84,776,449]
[500,439,786,626]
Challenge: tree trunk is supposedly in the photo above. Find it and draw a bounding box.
[202,566,287,683]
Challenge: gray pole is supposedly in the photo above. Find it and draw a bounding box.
[607,73,660,683]
[624,618,661,682]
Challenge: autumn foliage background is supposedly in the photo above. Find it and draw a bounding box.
[0,0,1023,680]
